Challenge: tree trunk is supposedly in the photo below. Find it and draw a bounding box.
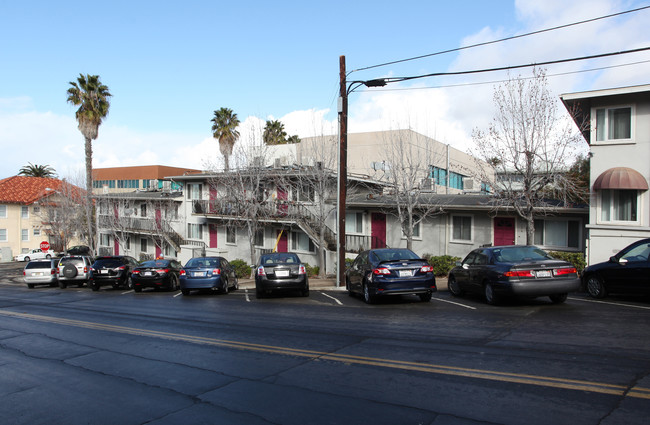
[84,135,95,254]
[525,215,535,245]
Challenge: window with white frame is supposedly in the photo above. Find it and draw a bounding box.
[534,219,580,249]
[33,228,41,237]
[99,201,109,215]
[452,215,472,242]
[188,223,203,239]
[140,203,147,218]
[21,229,29,241]
[21,206,29,219]
[226,227,236,244]
[595,106,632,142]
[0,205,6,218]
[33,206,40,214]
[100,233,110,246]
[254,229,264,247]
[140,238,148,252]
[187,183,203,200]
[402,215,421,239]
[0,229,6,241]
[292,230,314,252]
[345,212,363,233]
[600,189,638,223]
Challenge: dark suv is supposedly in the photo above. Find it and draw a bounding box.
[90,256,139,291]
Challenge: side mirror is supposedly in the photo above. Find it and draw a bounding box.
[462,263,469,270]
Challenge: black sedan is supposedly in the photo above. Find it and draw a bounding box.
[179,256,238,296]
[346,248,436,304]
[447,245,580,305]
[255,252,309,298]
[90,255,140,291]
[131,259,183,292]
[582,238,650,299]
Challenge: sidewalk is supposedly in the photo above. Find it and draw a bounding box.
[237,277,345,291]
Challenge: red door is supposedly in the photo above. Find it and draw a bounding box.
[371,213,386,249]
[276,229,288,252]
[494,217,515,246]
[209,224,218,248]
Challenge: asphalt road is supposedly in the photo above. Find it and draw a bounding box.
[1,262,650,425]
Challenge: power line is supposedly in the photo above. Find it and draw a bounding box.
[351,5,650,74]
[355,59,650,92]
[375,46,650,85]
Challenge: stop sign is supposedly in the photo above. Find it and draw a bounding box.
[40,241,50,251]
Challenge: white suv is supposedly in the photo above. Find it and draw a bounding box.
[57,256,93,288]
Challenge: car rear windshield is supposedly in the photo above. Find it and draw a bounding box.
[372,249,420,262]
[25,261,53,269]
[140,260,170,268]
[94,258,124,268]
[493,246,552,262]
[59,257,84,265]
[260,254,300,265]
[185,258,221,268]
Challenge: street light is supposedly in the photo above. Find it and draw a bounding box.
[337,56,387,288]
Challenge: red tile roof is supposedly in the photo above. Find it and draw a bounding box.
[0,176,66,205]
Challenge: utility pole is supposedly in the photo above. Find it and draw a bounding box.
[337,55,347,288]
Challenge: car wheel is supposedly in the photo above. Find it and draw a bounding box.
[59,281,67,289]
[586,275,607,299]
[301,287,310,297]
[125,276,133,289]
[24,256,30,262]
[549,293,568,304]
[363,282,375,304]
[222,278,229,294]
[45,254,51,259]
[27,283,35,289]
[91,281,100,291]
[484,282,499,305]
[419,292,432,302]
[447,275,463,297]
[112,283,120,289]
[255,288,264,299]
[77,282,84,288]
[181,289,190,296]
[346,277,355,297]
[134,286,142,293]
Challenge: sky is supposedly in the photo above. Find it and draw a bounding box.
[1,0,650,180]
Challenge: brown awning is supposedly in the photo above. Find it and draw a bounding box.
[593,167,648,190]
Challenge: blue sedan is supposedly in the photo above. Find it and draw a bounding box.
[179,256,238,296]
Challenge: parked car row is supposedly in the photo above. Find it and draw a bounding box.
[22,239,650,304]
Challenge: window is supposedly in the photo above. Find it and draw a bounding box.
[33,206,40,214]
[534,219,580,249]
[99,201,109,215]
[346,212,363,233]
[595,106,632,142]
[430,166,447,186]
[0,229,6,241]
[292,231,314,252]
[254,229,264,247]
[403,215,421,238]
[126,237,131,250]
[226,227,236,244]
[187,184,203,200]
[33,228,41,237]
[21,206,29,219]
[452,215,472,242]
[140,203,147,217]
[600,189,638,222]
[0,205,6,218]
[140,238,148,252]
[21,229,29,241]
[188,223,203,240]
[448,172,465,190]
[100,233,110,246]
[430,166,466,189]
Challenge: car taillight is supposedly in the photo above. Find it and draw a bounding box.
[51,269,56,275]
[554,267,577,276]
[257,266,265,276]
[179,270,186,276]
[83,267,88,273]
[132,270,140,275]
[373,267,391,275]
[118,266,126,270]
[421,265,434,273]
[212,268,221,275]
[23,271,26,276]
[504,270,535,277]
[298,265,306,275]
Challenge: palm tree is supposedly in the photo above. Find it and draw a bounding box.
[211,108,240,171]
[286,135,301,144]
[263,120,287,145]
[66,73,112,253]
[18,163,57,178]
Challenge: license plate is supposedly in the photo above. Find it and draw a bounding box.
[193,272,205,277]
[144,272,153,276]
[536,270,552,278]
[35,272,43,276]
[399,270,413,277]
[275,270,290,277]
[101,270,108,274]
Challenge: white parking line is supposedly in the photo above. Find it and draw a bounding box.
[432,296,477,310]
[568,297,650,310]
[173,292,182,298]
[320,291,343,305]
[245,289,251,302]
[122,290,134,295]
